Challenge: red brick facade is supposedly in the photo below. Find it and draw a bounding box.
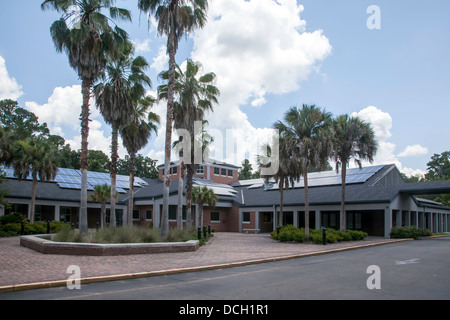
[158,161,239,185]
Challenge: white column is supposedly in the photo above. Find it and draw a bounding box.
[255,210,260,232]
[384,207,391,238]
[315,211,321,229]
[54,205,60,221]
[293,211,299,228]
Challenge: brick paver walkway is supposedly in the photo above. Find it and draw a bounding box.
[0,233,400,290]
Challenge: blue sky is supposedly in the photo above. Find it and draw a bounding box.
[1,0,449,177]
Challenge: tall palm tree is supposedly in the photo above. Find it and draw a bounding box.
[192,185,217,229]
[160,59,219,229]
[42,0,131,234]
[89,184,111,228]
[257,135,300,228]
[138,0,209,237]
[331,114,377,232]
[12,138,58,223]
[94,42,152,228]
[275,105,332,240]
[121,96,160,226]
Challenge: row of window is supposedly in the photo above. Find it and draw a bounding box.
[132,209,222,222]
[161,166,234,177]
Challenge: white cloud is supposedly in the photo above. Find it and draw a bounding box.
[351,106,400,168]
[25,85,125,157]
[132,38,152,54]
[351,106,427,177]
[0,56,23,100]
[26,85,86,132]
[188,0,332,168]
[398,144,428,158]
[150,45,169,73]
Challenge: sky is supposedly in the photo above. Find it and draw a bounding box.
[1,0,449,177]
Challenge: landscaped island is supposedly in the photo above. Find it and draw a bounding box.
[271,225,368,244]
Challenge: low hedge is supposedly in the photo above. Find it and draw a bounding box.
[271,225,368,244]
[390,226,431,240]
[0,216,70,237]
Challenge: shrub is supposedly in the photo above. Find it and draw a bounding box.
[271,226,368,244]
[390,226,431,240]
[0,213,26,225]
[0,223,21,237]
[24,222,47,235]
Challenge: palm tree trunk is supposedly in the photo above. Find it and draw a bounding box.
[185,166,194,229]
[79,78,91,234]
[340,163,347,232]
[30,177,37,224]
[279,182,284,227]
[304,168,310,241]
[177,161,185,229]
[101,203,106,229]
[161,33,177,237]
[110,125,119,228]
[199,203,204,229]
[127,153,136,227]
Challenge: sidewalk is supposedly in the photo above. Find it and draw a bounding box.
[0,232,404,293]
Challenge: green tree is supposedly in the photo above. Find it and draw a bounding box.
[160,59,219,229]
[0,99,50,140]
[89,184,111,228]
[42,0,131,234]
[138,0,209,237]
[238,159,254,180]
[192,185,217,229]
[94,42,152,228]
[121,96,160,226]
[117,155,159,179]
[275,105,332,240]
[331,114,377,232]
[425,151,450,181]
[11,138,58,223]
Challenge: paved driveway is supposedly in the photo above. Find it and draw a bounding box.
[0,232,402,291]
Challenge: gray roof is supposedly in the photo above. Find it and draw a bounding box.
[3,164,450,209]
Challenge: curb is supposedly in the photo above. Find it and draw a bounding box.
[0,238,410,294]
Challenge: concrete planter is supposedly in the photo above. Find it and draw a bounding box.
[20,234,199,256]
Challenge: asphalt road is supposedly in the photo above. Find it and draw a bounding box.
[1,237,449,302]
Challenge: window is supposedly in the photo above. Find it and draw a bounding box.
[214,167,220,175]
[146,210,152,220]
[243,212,250,223]
[169,206,177,220]
[171,166,177,175]
[132,210,140,220]
[197,166,204,174]
[211,211,220,222]
[221,168,227,176]
[228,169,233,177]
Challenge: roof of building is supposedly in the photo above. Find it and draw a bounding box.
[157,158,241,169]
[2,164,450,209]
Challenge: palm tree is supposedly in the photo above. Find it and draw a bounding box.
[89,184,111,228]
[160,59,219,229]
[121,96,160,226]
[275,105,332,240]
[94,42,152,228]
[138,0,209,237]
[331,114,377,232]
[257,135,299,228]
[12,138,58,223]
[42,0,131,234]
[192,185,217,229]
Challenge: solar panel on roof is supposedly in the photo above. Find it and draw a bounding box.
[257,165,385,190]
